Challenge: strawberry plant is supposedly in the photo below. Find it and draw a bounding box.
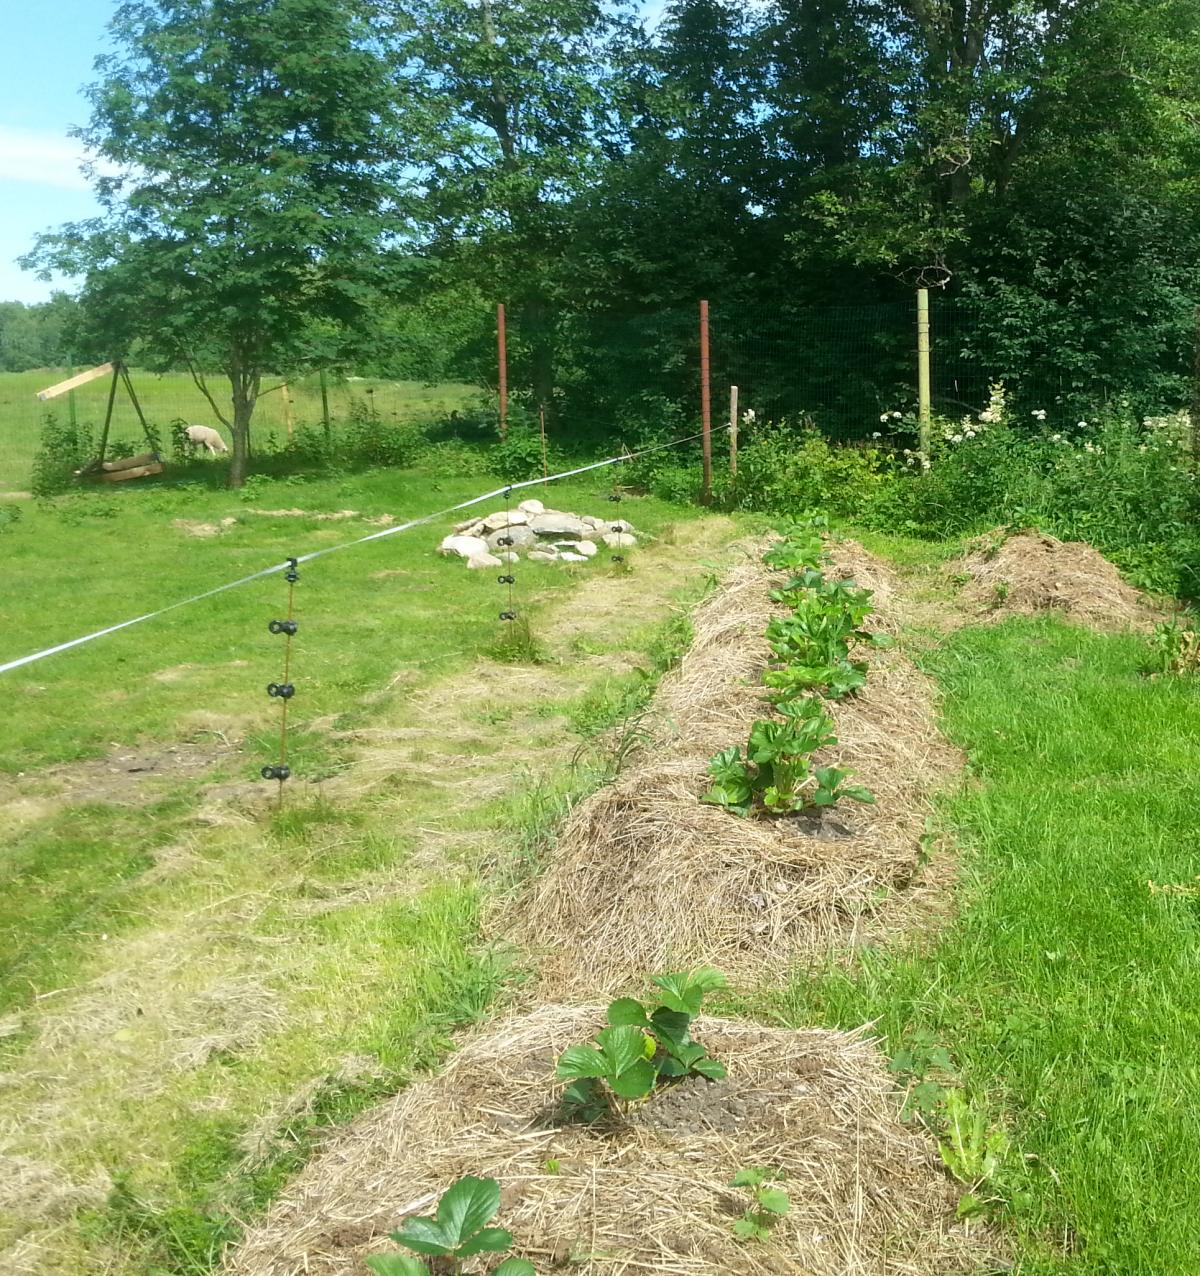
[763,661,867,703]
[729,1167,791,1241]
[556,969,727,1121]
[366,1176,533,1276]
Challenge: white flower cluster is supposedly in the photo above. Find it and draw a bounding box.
[878,410,904,423]
[1031,408,1047,421]
[742,408,756,425]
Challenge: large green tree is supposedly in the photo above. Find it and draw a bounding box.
[26,0,403,485]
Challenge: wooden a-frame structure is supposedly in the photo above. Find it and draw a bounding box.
[37,361,165,482]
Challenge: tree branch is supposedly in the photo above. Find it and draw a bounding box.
[185,356,231,427]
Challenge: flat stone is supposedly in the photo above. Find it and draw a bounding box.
[531,513,588,538]
[440,534,489,558]
[527,549,558,563]
[487,525,537,551]
[607,518,635,534]
[559,552,588,563]
[466,552,503,569]
[602,532,637,549]
[496,551,520,564]
[454,517,486,535]
[518,499,545,515]
[574,540,598,558]
[481,509,529,532]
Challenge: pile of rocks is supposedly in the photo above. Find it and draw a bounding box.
[439,499,638,569]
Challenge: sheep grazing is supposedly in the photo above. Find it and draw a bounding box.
[185,424,229,454]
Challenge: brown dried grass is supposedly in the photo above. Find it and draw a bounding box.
[505,540,960,996]
[225,1005,996,1276]
[957,529,1163,631]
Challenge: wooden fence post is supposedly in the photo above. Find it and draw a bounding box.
[729,384,739,477]
[282,382,295,440]
[497,302,508,436]
[319,370,332,444]
[917,287,932,468]
[700,299,712,503]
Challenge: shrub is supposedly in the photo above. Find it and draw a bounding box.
[31,412,93,497]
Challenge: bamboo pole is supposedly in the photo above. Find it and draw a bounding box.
[67,355,77,431]
[282,382,295,440]
[700,299,712,503]
[497,302,508,436]
[917,288,932,467]
[729,384,739,477]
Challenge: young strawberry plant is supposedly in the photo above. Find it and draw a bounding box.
[729,1167,791,1241]
[366,1176,533,1276]
[763,660,867,704]
[556,968,727,1121]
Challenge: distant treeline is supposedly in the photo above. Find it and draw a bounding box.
[0,297,78,373]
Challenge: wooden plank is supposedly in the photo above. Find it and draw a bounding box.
[95,461,164,483]
[37,363,116,401]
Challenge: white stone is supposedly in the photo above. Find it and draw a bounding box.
[607,518,635,534]
[531,512,588,538]
[602,532,637,549]
[497,551,520,564]
[573,540,598,558]
[518,499,545,515]
[487,525,537,551]
[528,549,558,563]
[454,518,486,535]
[440,534,489,558]
[466,552,503,569]
[481,509,529,532]
[559,552,588,563]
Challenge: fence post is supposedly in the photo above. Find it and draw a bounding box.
[67,354,78,432]
[700,299,712,504]
[319,370,332,444]
[1190,304,1200,463]
[282,382,295,440]
[917,287,932,467]
[729,384,739,478]
[539,403,548,477]
[497,302,508,436]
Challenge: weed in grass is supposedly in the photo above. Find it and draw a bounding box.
[487,616,546,665]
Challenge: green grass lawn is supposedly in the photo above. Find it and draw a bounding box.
[0,462,742,1276]
[769,613,1200,1275]
[0,368,479,490]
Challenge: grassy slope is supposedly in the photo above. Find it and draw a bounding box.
[0,369,477,490]
[771,603,1200,1274]
[0,464,742,1276]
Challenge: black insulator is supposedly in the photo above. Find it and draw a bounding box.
[612,555,625,563]
[261,764,291,781]
[497,536,514,547]
[268,619,298,636]
[284,556,300,583]
[499,611,517,621]
[608,494,622,502]
[497,574,515,585]
[267,682,296,699]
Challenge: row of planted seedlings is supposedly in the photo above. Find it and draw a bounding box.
[364,521,888,1276]
[702,516,891,819]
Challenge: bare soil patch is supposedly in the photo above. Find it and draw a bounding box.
[957,529,1163,631]
[508,539,960,995]
[226,1005,996,1276]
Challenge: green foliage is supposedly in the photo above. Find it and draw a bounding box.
[487,422,554,484]
[368,1176,533,1276]
[31,412,93,497]
[729,1167,791,1242]
[556,969,727,1121]
[1143,616,1200,678]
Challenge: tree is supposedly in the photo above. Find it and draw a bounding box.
[25,0,403,486]
[387,0,634,417]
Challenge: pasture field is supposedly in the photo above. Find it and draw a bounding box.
[0,369,479,490]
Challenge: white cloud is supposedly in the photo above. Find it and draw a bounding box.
[0,124,98,192]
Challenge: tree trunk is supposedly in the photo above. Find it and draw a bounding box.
[227,348,261,489]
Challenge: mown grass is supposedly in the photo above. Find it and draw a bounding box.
[0,464,738,1276]
[0,368,478,490]
[768,616,1200,1275]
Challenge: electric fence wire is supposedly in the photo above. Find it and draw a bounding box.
[0,427,721,678]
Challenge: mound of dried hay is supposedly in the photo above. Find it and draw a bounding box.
[958,530,1161,631]
[505,541,959,995]
[225,1005,995,1276]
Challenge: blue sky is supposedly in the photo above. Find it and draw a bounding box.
[0,1,670,305]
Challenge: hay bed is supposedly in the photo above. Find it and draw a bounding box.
[509,540,961,995]
[226,1006,994,1276]
[958,530,1162,631]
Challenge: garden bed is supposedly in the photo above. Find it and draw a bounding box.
[509,540,961,995]
[225,1005,997,1276]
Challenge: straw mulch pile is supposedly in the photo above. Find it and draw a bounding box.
[506,540,961,996]
[226,1005,996,1276]
[958,530,1162,631]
